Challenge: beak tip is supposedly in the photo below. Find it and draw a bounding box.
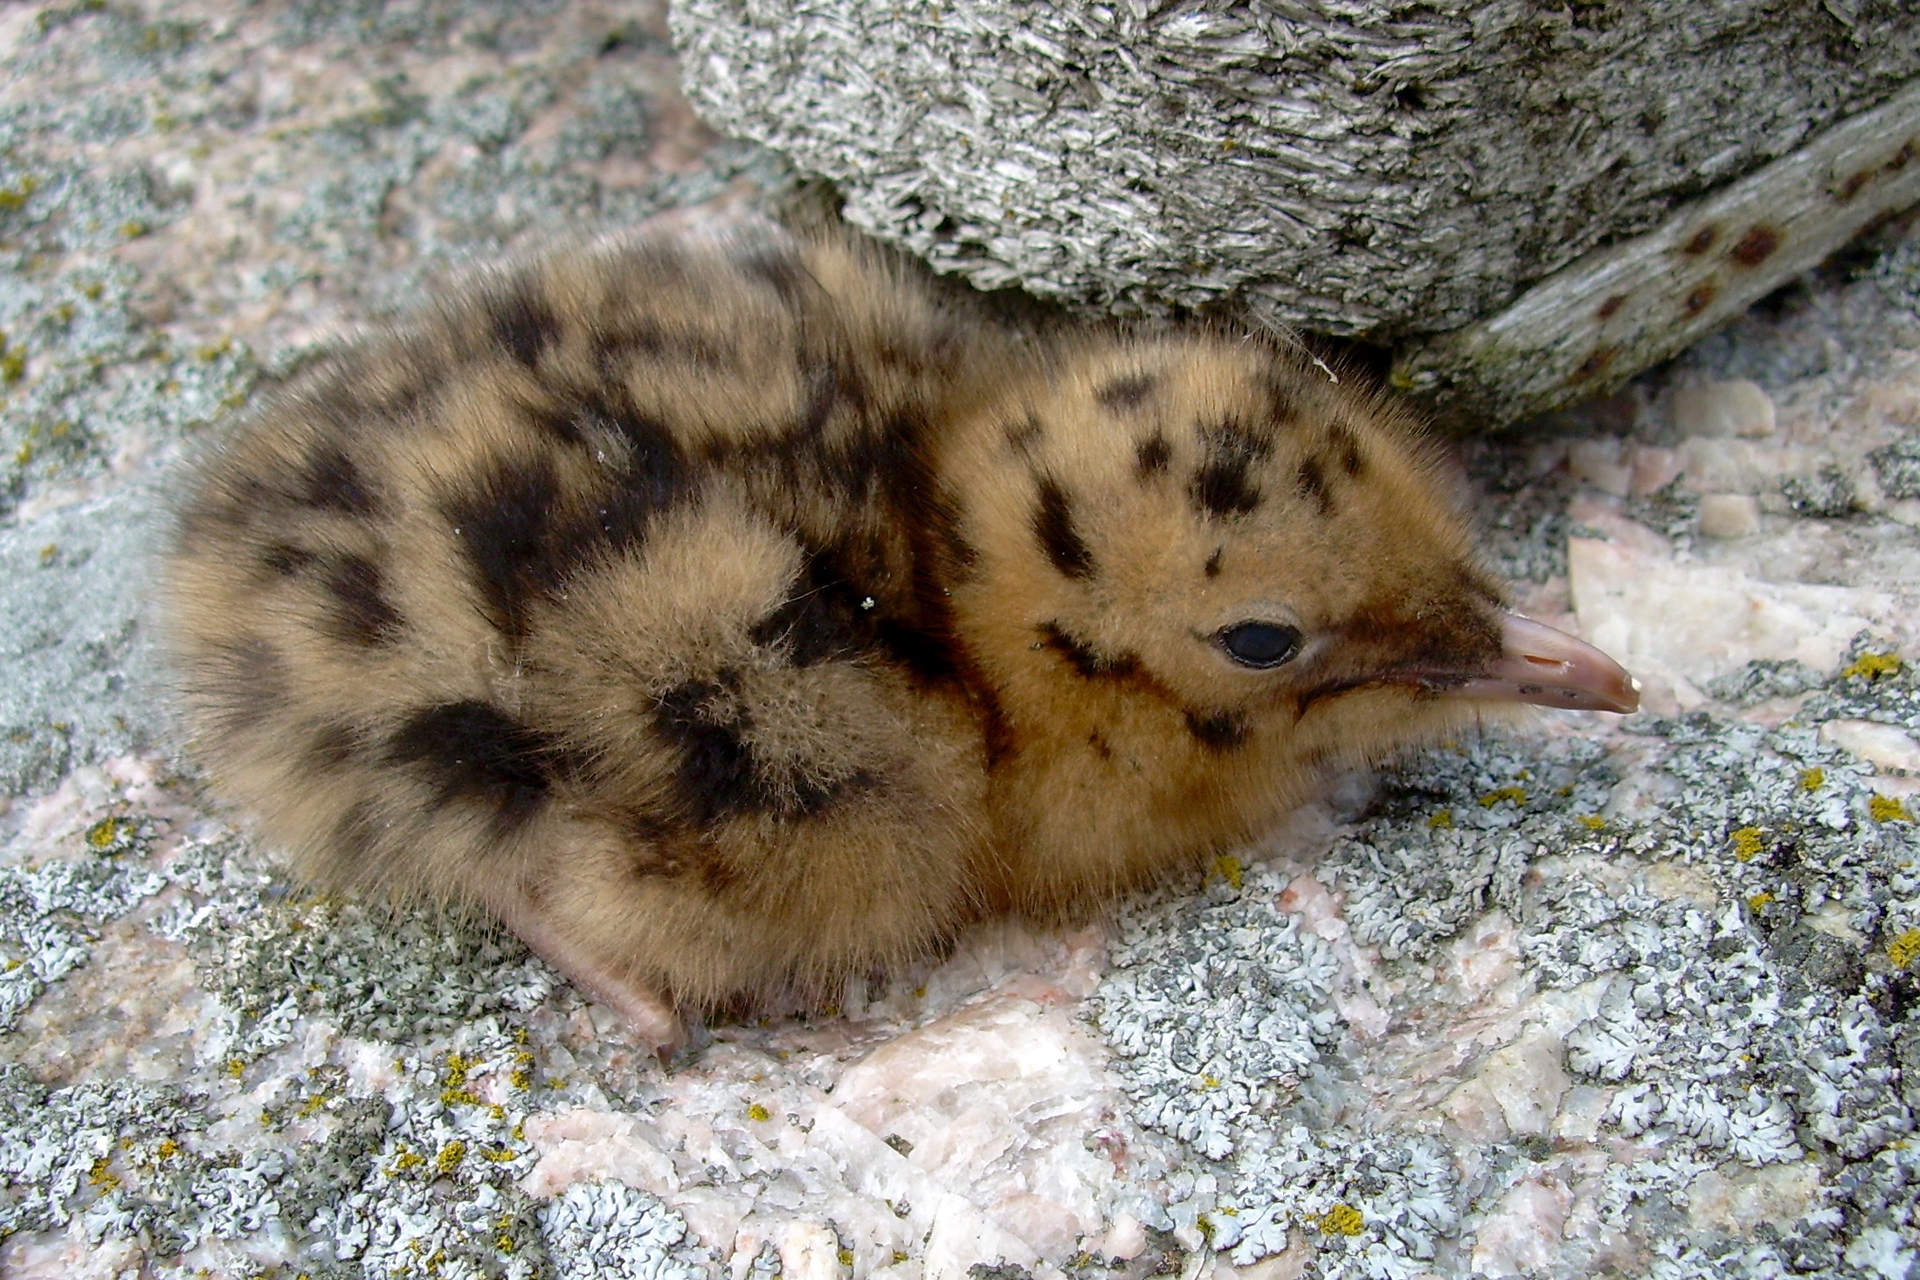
[1460,613,1642,715]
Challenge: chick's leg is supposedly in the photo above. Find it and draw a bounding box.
[476,876,692,1054]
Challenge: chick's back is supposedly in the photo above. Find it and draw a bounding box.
[164,233,1007,1010]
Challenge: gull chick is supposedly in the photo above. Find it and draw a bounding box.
[163,230,1637,1044]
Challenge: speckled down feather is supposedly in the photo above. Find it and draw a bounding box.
[162,229,1634,1034]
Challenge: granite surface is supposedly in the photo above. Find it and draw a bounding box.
[1,4,1918,1278]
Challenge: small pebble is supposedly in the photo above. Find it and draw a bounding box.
[1630,445,1682,496]
[1569,439,1632,496]
[1671,378,1775,439]
[1697,493,1761,539]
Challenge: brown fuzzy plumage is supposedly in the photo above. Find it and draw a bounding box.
[163,229,1635,1040]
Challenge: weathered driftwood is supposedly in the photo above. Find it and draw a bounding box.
[671,0,1920,424]
[1394,78,1920,428]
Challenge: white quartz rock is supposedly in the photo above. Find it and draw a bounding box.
[1570,522,1896,703]
[1670,379,1776,438]
[1819,719,1920,775]
[831,986,1128,1261]
[1697,493,1762,539]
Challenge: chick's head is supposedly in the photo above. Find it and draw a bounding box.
[943,335,1636,779]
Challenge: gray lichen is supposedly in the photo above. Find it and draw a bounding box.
[1090,639,1920,1276]
[0,817,165,1032]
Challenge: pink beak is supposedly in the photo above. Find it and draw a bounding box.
[1441,613,1640,714]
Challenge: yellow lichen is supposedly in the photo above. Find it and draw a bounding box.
[389,1147,426,1175]
[434,1139,467,1175]
[1428,809,1454,830]
[0,176,40,209]
[1747,892,1775,913]
[223,1058,246,1079]
[1577,815,1606,830]
[1200,1074,1222,1090]
[1889,929,1920,970]
[1841,652,1903,681]
[1212,853,1243,888]
[87,1157,119,1191]
[747,1103,772,1122]
[1800,768,1826,792]
[1479,787,1526,807]
[84,817,121,849]
[1730,826,1765,862]
[1319,1203,1365,1236]
[1870,795,1914,824]
[440,1087,481,1107]
[837,1248,855,1267]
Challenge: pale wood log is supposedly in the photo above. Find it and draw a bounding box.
[1393,77,1920,428]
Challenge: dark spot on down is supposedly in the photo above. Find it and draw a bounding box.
[1033,477,1095,579]
[1097,372,1158,412]
[302,445,380,516]
[594,320,733,373]
[749,559,862,668]
[445,458,558,638]
[653,678,864,825]
[1683,226,1717,255]
[1328,423,1365,476]
[574,403,692,551]
[1596,294,1625,320]
[1204,547,1223,578]
[1136,430,1172,479]
[740,248,812,302]
[1036,621,1140,680]
[1005,414,1043,454]
[1685,284,1717,316]
[308,721,359,769]
[1185,709,1249,751]
[331,798,383,863]
[487,281,560,369]
[199,636,287,733]
[322,555,404,647]
[1263,372,1300,425]
[386,700,561,831]
[262,541,318,578]
[467,415,690,637]
[1295,457,1333,515]
[1191,417,1269,518]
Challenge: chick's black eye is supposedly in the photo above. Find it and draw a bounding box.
[1216,620,1302,669]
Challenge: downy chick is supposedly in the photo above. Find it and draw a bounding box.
[163,230,1637,1044]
